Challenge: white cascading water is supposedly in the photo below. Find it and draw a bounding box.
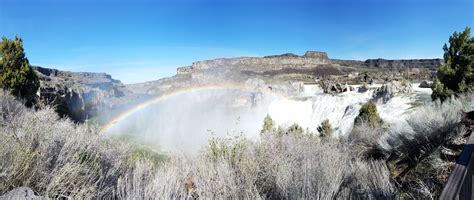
[106,83,431,154]
[269,83,431,136]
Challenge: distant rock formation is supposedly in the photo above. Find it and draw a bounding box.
[33,66,135,122]
[332,58,443,70]
[175,51,442,86]
[177,51,331,75]
[304,51,329,59]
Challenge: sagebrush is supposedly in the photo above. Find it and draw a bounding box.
[0,92,472,199]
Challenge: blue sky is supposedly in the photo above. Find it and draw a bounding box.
[1,0,473,83]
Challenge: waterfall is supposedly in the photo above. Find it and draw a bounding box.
[106,83,431,154]
[268,83,432,136]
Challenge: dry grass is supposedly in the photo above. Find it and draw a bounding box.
[336,94,472,198]
[0,92,130,198]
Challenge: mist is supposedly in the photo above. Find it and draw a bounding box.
[105,88,277,154]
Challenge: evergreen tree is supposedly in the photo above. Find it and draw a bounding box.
[0,36,39,106]
[432,27,474,101]
[354,101,383,128]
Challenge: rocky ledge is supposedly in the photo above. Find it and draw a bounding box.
[33,66,135,122]
[177,51,442,75]
[177,51,331,75]
[331,58,442,70]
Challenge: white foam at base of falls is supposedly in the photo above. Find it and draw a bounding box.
[269,83,432,136]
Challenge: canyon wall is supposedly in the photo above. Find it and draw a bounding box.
[332,58,443,70]
[32,51,443,122]
[34,66,134,122]
[177,51,442,75]
[177,51,330,75]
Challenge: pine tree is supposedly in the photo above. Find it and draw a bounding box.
[432,27,474,101]
[0,36,39,106]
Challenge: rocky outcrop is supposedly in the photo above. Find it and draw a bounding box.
[419,80,433,88]
[364,58,442,70]
[176,51,331,75]
[372,81,413,103]
[0,187,46,200]
[320,80,354,95]
[357,84,369,93]
[33,66,134,122]
[304,51,329,60]
[332,58,442,70]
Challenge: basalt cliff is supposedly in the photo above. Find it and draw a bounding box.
[33,51,442,122]
[129,51,441,96]
[33,66,138,122]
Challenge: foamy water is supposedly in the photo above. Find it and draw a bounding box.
[268,83,431,136]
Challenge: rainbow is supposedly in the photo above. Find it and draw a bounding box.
[99,82,288,134]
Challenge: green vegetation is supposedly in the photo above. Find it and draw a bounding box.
[432,27,474,101]
[127,146,168,167]
[0,36,39,106]
[206,135,249,168]
[260,114,275,134]
[110,134,168,167]
[354,101,383,128]
[287,123,304,135]
[317,119,334,139]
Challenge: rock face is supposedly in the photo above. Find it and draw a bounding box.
[373,81,413,103]
[357,84,369,93]
[177,51,331,75]
[320,80,353,94]
[419,80,433,88]
[332,58,443,70]
[0,187,46,200]
[364,58,442,70]
[33,66,134,122]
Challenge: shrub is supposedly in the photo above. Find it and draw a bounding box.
[286,123,304,135]
[354,101,383,128]
[432,27,474,101]
[378,94,473,197]
[0,36,39,106]
[348,121,386,159]
[206,135,250,168]
[260,114,275,134]
[317,119,334,139]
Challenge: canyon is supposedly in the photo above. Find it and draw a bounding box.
[33,51,442,122]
